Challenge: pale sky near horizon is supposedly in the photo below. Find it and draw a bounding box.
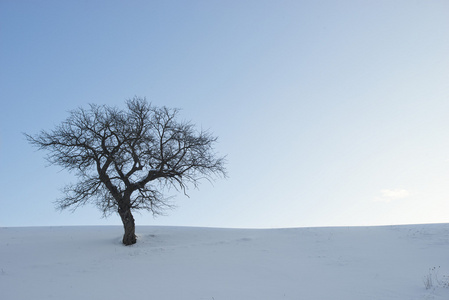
[1,0,449,228]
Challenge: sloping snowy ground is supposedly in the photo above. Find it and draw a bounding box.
[1,224,449,300]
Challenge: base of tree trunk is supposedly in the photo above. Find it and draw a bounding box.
[122,231,137,246]
[119,207,137,246]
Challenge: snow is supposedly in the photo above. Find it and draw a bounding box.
[1,224,449,300]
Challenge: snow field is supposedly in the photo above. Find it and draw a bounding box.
[1,224,449,300]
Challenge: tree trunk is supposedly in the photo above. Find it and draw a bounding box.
[118,206,137,245]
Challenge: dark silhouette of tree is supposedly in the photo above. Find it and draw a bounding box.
[25,97,226,245]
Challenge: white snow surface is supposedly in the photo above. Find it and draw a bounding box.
[1,224,449,300]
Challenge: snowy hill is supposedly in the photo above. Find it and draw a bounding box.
[1,224,449,300]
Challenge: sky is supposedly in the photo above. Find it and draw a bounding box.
[1,0,449,229]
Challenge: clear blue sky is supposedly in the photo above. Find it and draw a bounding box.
[1,0,449,228]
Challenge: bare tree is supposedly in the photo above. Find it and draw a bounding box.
[25,97,226,245]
